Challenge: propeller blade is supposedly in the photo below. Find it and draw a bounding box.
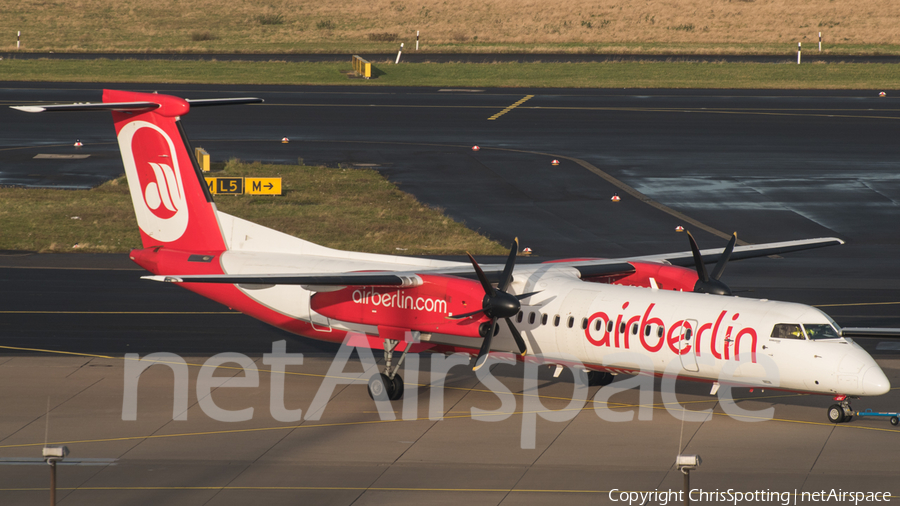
[504,318,528,356]
[686,231,710,283]
[515,291,542,300]
[446,309,485,320]
[710,232,737,281]
[498,237,519,292]
[473,317,497,371]
[466,252,496,297]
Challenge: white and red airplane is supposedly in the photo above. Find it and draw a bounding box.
[13,89,892,424]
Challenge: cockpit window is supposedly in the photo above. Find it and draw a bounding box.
[771,324,805,340]
[802,324,840,340]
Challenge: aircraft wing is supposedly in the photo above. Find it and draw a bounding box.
[143,272,424,289]
[567,236,844,278]
[144,237,843,287]
[840,327,900,338]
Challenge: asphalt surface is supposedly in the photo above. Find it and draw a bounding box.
[1,82,899,504]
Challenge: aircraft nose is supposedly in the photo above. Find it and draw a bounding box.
[862,366,891,396]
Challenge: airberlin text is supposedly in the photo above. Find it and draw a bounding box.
[352,288,448,314]
[585,302,758,363]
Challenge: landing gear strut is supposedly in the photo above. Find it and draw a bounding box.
[827,396,854,424]
[367,339,408,401]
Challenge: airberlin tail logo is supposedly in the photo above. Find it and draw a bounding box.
[143,162,184,219]
[118,120,189,242]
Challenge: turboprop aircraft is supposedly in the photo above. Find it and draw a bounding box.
[12,90,892,424]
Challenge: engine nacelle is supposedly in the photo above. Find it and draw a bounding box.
[612,262,699,292]
[310,274,489,337]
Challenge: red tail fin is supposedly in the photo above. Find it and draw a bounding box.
[104,89,226,252]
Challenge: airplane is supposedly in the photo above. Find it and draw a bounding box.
[12,89,892,425]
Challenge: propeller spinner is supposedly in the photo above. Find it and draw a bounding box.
[448,238,534,371]
[687,231,737,296]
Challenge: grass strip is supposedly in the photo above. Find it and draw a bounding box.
[4,0,900,55]
[0,160,506,255]
[1,59,898,89]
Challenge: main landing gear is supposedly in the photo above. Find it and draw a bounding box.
[367,339,408,401]
[827,395,855,424]
[586,370,615,387]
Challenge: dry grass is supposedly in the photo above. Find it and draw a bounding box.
[4,0,900,53]
[0,161,506,255]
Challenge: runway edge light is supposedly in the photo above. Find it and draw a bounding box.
[281,137,289,143]
[472,145,480,151]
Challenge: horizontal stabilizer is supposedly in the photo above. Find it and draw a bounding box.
[185,98,265,107]
[11,97,262,113]
[11,101,161,113]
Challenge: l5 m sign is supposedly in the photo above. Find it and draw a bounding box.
[205,177,282,195]
[246,177,282,195]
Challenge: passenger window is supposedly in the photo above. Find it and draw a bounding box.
[594,319,602,331]
[607,321,613,333]
[685,328,692,341]
[541,314,548,325]
[516,311,523,323]
[553,315,560,327]
[581,318,588,330]
[771,323,805,340]
[619,322,626,334]
[644,325,651,337]
[631,323,638,335]
[567,316,574,328]
[528,312,536,324]
[657,326,664,338]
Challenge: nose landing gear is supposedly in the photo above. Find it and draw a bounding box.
[827,395,854,424]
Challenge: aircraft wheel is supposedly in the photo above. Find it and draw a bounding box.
[842,414,853,423]
[891,416,899,426]
[368,373,391,401]
[390,375,404,401]
[827,404,844,424]
[587,371,614,387]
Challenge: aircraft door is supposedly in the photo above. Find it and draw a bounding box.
[677,319,699,372]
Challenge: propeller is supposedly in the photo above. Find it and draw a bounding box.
[448,238,535,371]
[686,231,737,296]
